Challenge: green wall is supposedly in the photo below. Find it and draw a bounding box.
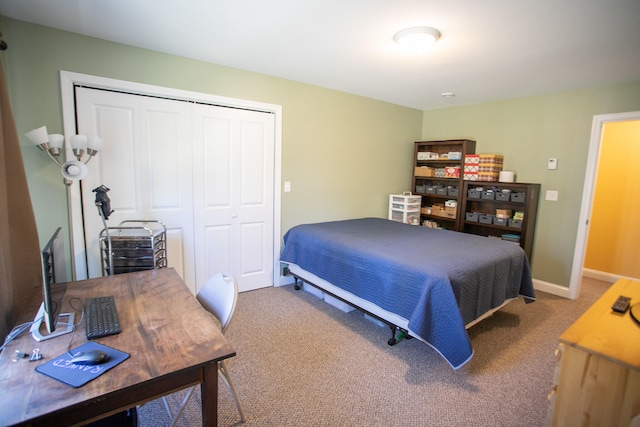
[421,82,640,286]
[0,17,422,253]
[4,16,639,289]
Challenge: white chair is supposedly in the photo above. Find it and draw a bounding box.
[162,273,247,426]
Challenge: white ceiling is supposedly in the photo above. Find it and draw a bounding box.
[1,0,639,110]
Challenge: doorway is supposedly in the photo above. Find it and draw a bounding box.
[569,111,640,299]
[60,71,283,293]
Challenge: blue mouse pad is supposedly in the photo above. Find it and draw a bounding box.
[35,342,129,388]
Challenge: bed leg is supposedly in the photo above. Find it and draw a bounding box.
[388,327,412,346]
[294,277,302,290]
[388,326,398,346]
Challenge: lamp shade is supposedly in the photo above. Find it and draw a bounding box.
[69,134,87,150]
[87,135,104,151]
[25,126,49,146]
[47,134,65,150]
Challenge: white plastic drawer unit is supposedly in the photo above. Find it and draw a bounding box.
[389,193,421,209]
[388,193,422,225]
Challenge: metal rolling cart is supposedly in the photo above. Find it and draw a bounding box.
[99,220,167,276]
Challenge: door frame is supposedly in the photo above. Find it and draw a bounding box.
[568,110,640,299]
[60,70,283,285]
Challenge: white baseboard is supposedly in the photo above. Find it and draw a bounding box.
[532,278,570,299]
[582,268,633,283]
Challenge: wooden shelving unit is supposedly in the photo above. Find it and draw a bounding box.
[412,140,476,231]
[461,181,540,261]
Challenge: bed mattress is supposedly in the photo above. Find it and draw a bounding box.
[280,217,535,369]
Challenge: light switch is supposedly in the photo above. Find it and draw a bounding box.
[546,190,558,201]
[548,158,558,170]
[284,181,291,193]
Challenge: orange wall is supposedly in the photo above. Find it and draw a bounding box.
[584,120,640,278]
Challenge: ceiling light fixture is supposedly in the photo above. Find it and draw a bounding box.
[394,27,441,55]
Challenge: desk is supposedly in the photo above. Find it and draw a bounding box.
[0,268,236,426]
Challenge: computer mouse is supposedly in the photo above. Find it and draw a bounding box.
[70,350,109,365]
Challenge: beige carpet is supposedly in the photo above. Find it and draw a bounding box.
[137,277,611,427]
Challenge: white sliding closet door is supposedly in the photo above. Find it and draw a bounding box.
[76,87,195,287]
[75,86,275,293]
[192,105,275,292]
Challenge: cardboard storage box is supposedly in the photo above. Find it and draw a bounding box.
[444,206,457,218]
[478,172,501,182]
[417,151,439,160]
[431,205,445,217]
[415,166,435,177]
[432,204,456,218]
[444,166,460,178]
[479,154,504,164]
[496,209,513,218]
[464,154,480,164]
[464,164,480,173]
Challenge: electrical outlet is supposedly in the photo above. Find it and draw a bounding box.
[284,181,291,192]
[548,158,558,170]
[546,190,559,201]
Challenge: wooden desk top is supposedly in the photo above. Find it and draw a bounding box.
[559,278,640,370]
[0,268,235,426]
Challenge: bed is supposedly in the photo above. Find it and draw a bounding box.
[279,217,535,369]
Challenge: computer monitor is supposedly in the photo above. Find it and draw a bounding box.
[30,227,75,342]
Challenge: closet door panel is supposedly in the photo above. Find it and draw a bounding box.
[193,105,275,292]
[76,87,194,287]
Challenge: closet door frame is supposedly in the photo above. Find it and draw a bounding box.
[60,70,283,284]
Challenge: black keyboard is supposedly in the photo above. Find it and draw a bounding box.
[85,296,122,339]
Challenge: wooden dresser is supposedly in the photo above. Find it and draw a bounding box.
[548,278,640,426]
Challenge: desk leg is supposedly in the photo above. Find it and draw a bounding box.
[201,362,218,427]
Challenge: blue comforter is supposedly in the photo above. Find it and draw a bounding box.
[280,218,535,369]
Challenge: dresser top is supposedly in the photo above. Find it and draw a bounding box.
[560,278,640,370]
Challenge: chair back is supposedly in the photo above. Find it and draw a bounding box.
[196,273,238,334]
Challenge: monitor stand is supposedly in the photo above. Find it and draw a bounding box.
[29,304,75,342]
